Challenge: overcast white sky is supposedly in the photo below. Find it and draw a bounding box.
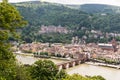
[0,0,120,6]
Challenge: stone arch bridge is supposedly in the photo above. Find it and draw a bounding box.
[57,58,87,70]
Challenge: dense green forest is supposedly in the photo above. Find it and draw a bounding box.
[74,4,120,14]
[13,1,120,43]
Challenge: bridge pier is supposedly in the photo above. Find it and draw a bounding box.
[69,61,75,67]
[75,60,81,65]
[63,63,69,69]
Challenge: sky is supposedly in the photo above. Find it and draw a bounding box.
[0,0,120,6]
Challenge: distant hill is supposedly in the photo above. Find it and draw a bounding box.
[13,1,90,43]
[12,1,120,43]
[14,1,89,27]
[66,4,120,14]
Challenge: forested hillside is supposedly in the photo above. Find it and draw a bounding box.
[15,1,90,28]
[60,4,120,14]
[13,1,120,43]
[79,4,120,14]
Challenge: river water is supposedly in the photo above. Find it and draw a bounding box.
[66,64,120,80]
[16,54,68,65]
[16,54,120,80]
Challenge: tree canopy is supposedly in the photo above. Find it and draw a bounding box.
[0,0,26,79]
[29,60,67,80]
[62,74,105,80]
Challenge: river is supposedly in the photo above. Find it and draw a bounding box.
[16,54,68,65]
[66,64,120,80]
[16,54,120,80]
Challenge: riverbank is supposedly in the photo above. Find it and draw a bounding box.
[86,61,120,69]
[14,51,33,56]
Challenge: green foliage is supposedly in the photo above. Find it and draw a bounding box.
[15,1,89,27]
[40,52,48,55]
[0,43,16,80]
[0,2,26,40]
[89,75,106,80]
[115,36,120,41]
[62,74,88,80]
[29,60,68,80]
[0,1,26,79]
[62,74,105,80]
[34,52,48,55]
[56,69,68,79]
[91,14,120,32]
[15,65,32,80]
[97,58,119,64]
[79,4,120,14]
[30,60,59,80]
[36,33,72,43]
